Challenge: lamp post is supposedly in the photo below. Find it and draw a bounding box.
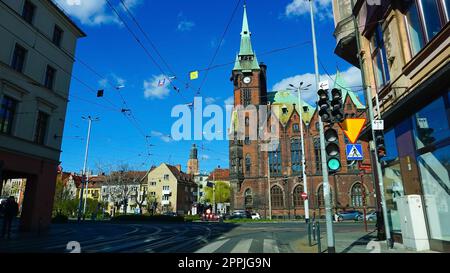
[288,82,312,245]
[77,116,99,222]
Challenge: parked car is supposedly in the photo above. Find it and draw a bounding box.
[336,210,363,222]
[230,210,251,219]
[366,210,377,222]
[251,212,261,220]
[162,212,178,217]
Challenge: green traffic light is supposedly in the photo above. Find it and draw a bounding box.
[327,158,341,171]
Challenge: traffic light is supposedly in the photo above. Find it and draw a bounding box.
[374,130,386,159]
[324,126,341,173]
[317,89,331,123]
[331,88,344,123]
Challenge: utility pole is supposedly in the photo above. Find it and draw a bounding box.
[77,116,99,222]
[349,0,392,248]
[308,0,335,253]
[212,170,215,214]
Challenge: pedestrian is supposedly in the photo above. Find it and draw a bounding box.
[1,196,19,239]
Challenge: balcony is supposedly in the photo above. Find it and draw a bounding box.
[162,189,171,195]
[161,200,170,206]
[334,15,359,67]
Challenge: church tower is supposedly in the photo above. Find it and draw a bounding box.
[187,144,199,175]
[229,5,268,210]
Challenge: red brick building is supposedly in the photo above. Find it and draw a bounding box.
[229,5,375,219]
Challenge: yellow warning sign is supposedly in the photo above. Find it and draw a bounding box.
[339,118,366,144]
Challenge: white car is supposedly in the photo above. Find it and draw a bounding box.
[251,212,261,220]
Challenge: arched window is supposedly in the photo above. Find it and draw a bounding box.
[245,154,251,173]
[293,185,304,207]
[244,188,252,208]
[271,185,283,208]
[291,139,302,174]
[317,184,333,207]
[351,183,364,207]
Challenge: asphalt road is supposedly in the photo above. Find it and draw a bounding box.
[0,220,376,253]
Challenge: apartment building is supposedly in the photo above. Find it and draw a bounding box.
[332,0,449,251]
[146,163,197,215]
[0,0,85,231]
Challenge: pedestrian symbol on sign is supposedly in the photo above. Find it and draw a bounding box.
[346,144,363,161]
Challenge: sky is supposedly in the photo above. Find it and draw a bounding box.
[56,0,363,174]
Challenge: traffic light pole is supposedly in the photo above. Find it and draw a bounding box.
[309,0,335,253]
[349,0,392,248]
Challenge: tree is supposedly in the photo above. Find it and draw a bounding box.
[53,173,74,216]
[204,181,231,204]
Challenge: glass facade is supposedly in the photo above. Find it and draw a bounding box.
[381,128,404,232]
[381,90,450,242]
[412,92,450,242]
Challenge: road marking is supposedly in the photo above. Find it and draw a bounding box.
[231,239,252,253]
[263,239,279,253]
[195,239,230,253]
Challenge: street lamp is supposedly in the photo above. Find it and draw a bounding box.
[288,82,313,246]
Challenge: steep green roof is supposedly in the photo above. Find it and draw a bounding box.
[233,5,260,72]
[268,90,314,125]
[333,70,365,110]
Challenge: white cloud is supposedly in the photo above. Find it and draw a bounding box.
[151,130,172,143]
[177,20,195,32]
[201,154,210,160]
[285,0,333,21]
[271,66,362,104]
[98,74,126,88]
[53,0,142,26]
[143,75,170,99]
[224,96,234,105]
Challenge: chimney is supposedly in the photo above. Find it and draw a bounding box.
[176,164,182,172]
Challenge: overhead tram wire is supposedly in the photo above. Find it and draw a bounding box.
[117,0,205,99]
[104,0,191,104]
[196,0,242,96]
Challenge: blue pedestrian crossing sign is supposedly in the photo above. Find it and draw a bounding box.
[346,144,363,160]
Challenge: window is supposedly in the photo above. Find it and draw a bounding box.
[244,136,250,145]
[163,185,170,191]
[52,25,63,47]
[293,185,304,207]
[44,65,56,90]
[150,192,156,196]
[245,117,249,126]
[164,174,169,180]
[244,188,252,208]
[346,103,353,111]
[0,96,17,135]
[34,111,49,145]
[271,185,283,208]
[22,0,36,24]
[351,183,364,207]
[245,154,251,173]
[269,148,282,175]
[370,24,390,90]
[162,195,169,201]
[405,0,448,56]
[241,88,251,107]
[314,137,321,174]
[293,123,299,133]
[291,139,302,174]
[11,44,27,73]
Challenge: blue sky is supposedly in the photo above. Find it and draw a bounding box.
[56,0,362,174]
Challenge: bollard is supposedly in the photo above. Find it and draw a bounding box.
[316,222,322,253]
[307,221,312,246]
[312,221,316,241]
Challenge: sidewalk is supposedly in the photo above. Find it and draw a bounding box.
[292,229,439,253]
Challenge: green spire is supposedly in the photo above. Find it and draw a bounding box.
[233,4,260,71]
[333,69,365,110]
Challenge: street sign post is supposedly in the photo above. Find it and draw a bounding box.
[346,144,364,161]
[319,80,329,90]
[301,192,308,200]
[372,119,384,130]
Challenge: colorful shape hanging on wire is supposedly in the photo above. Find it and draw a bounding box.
[158,79,165,87]
[190,71,199,80]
